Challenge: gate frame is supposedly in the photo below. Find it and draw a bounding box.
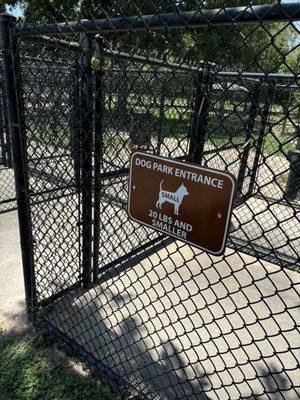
[1,2,299,317]
[0,13,37,320]
[0,4,299,397]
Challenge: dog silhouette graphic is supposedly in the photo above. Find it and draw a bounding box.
[156,180,189,215]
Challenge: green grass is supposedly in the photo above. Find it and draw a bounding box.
[26,101,298,159]
[0,328,118,400]
[27,121,71,148]
[103,134,125,152]
[262,133,296,156]
[277,172,289,185]
[205,130,296,156]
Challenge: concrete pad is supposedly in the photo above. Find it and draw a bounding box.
[0,210,25,317]
[0,140,299,398]
[48,243,300,400]
[231,197,300,264]
[30,194,81,302]
[0,167,17,213]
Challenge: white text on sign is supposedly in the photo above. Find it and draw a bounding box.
[135,157,224,189]
[149,209,192,239]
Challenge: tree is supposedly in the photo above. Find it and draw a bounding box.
[3,0,299,73]
[0,0,12,12]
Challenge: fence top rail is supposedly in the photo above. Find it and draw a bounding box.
[103,64,299,82]
[36,35,80,49]
[14,53,300,84]
[23,33,299,82]
[21,54,75,67]
[104,49,201,73]
[217,70,300,81]
[15,3,300,37]
[104,51,300,81]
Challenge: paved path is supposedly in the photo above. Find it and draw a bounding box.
[49,242,300,400]
[0,210,26,322]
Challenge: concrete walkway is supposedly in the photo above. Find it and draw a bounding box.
[49,242,300,400]
[0,210,26,326]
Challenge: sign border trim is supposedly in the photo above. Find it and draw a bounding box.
[128,151,236,256]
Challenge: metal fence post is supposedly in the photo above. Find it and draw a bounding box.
[188,65,212,164]
[117,63,128,125]
[70,60,81,193]
[79,31,94,288]
[0,83,6,165]
[247,85,273,198]
[285,130,300,201]
[157,78,165,155]
[0,13,36,320]
[2,76,12,167]
[92,35,103,282]
[236,84,261,202]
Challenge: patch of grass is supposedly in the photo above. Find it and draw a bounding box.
[102,109,297,158]
[262,133,296,157]
[27,120,72,149]
[205,131,297,156]
[0,328,119,400]
[26,103,298,158]
[277,172,289,186]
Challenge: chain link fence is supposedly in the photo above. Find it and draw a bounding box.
[0,64,16,214]
[0,1,299,399]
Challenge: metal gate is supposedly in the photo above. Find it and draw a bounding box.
[1,2,299,399]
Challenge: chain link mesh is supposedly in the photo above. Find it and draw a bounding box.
[0,63,16,214]
[3,1,299,399]
[18,41,82,301]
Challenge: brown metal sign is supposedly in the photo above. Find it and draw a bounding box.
[128,152,236,255]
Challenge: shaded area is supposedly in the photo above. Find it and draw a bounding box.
[0,324,119,400]
[48,243,300,400]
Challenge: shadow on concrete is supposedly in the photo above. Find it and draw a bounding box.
[49,287,211,400]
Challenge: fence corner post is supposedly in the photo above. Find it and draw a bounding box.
[236,83,261,203]
[92,35,104,282]
[285,130,300,201]
[70,59,81,194]
[0,80,6,166]
[79,31,94,288]
[188,64,213,164]
[247,85,273,198]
